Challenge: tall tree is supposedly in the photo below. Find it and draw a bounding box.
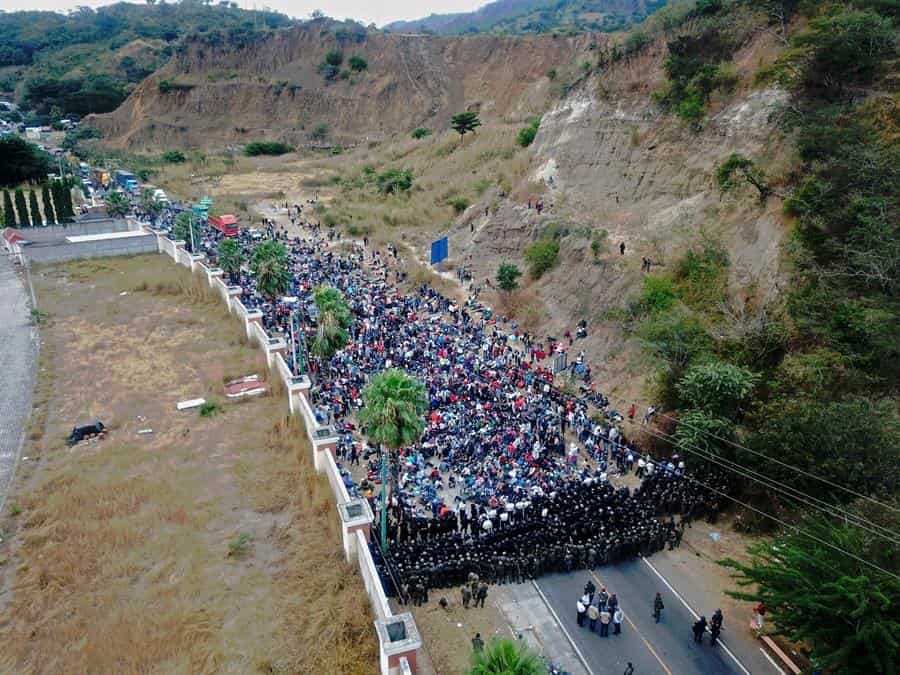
[496,262,522,292]
[722,516,900,675]
[140,188,162,220]
[28,189,42,226]
[311,285,351,361]
[59,179,75,219]
[217,237,243,283]
[451,111,481,143]
[41,183,56,224]
[467,637,547,675]
[2,190,16,227]
[13,189,28,228]
[0,136,52,187]
[172,211,193,247]
[250,239,291,303]
[51,180,74,221]
[104,190,129,219]
[358,369,427,553]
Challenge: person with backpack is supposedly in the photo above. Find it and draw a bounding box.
[653,592,665,623]
[710,609,724,646]
[693,616,708,644]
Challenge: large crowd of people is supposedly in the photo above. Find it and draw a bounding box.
[158,201,730,603]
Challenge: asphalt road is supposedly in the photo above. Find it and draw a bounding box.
[0,256,37,512]
[535,560,757,675]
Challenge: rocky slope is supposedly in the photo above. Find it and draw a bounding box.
[88,22,598,149]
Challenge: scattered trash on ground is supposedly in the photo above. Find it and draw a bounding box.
[224,374,268,399]
[137,428,154,435]
[67,419,105,446]
[709,532,721,542]
[176,398,206,411]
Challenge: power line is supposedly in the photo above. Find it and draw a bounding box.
[637,425,900,547]
[652,408,900,515]
[633,422,899,543]
[664,463,900,584]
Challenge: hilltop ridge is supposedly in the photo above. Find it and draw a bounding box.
[88,22,597,149]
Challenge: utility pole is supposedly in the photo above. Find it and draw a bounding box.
[380,444,388,554]
[188,211,196,253]
[290,310,298,374]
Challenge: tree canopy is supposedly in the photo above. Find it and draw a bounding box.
[496,262,522,292]
[467,637,547,675]
[250,239,291,302]
[0,137,52,187]
[358,369,427,451]
[104,191,130,219]
[217,238,243,283]
[722,516,900,675]
[451,111,482,141]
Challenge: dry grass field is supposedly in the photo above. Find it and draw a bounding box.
[0,254,377,674]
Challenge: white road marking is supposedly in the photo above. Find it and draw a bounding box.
[641,557,754,675]
[532,580,595,675]
[760,647,788,675]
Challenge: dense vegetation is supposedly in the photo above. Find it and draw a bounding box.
[384,0,668,35]
[0,1,294,121]
[243,141,294,157]
[0,136,53,187]
[622,1,899,670]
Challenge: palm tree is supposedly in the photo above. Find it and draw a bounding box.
[105,190,129,219]
[313,285,352,328]
[217,237,243,283]
[358,369,427,553]
[311,285,351,361]
[468,638,547,675]
[140,188,162,220]
[250,239,291,303]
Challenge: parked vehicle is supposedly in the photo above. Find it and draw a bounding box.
[113,170,139,192]
[67,419,105,445]
[209,214,239,237]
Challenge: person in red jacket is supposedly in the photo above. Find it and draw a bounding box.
[754,602,766,629]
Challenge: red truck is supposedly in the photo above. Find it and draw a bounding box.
[209,214,239,237]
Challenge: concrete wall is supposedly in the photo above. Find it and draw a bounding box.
[23,233,158,264]
[23,219,131,242]
[149,229,422,675]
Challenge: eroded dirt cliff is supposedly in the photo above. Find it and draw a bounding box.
[89,23,599,149]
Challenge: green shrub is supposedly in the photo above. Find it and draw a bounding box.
[376,168,413,195]
[243,141,293,156]
[411,127,431,139]
[517,116,541,148]
[674,244,729,308]
[161,150,186,163]
[199,400,221,417]
[546,68,557,79]
[227,532,252,557]
[639,275,677,313]
[348,54,367,71]
[158,79,194,94]
[496,262,522,292]
[523,239,560,279]
[447,197,470,214]
[324,49,343,67]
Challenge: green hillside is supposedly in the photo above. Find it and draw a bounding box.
[383,0,668,35]
[0,1,295,122]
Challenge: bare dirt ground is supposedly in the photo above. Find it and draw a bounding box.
[0,255,377,674]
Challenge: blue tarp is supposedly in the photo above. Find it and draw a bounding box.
[430,237,448,264]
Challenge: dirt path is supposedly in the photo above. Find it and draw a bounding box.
[0,258,37,514]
